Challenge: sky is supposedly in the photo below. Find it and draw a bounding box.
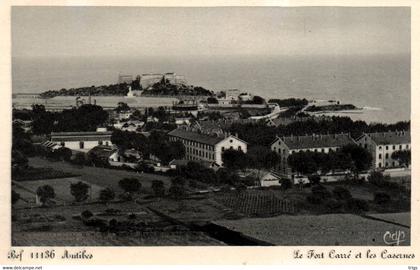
[12,6,410,58]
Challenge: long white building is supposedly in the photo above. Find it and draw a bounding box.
[168,128,247,166]
[356,131,410,169]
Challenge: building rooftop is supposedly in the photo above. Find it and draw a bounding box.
[275,133,355,150]
[365,131,410,145]
[51,131,113,142]
[168,128,226,145]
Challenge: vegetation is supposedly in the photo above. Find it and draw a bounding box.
[36,185,56,206]
[151,180,165,197]
[70,181,90,202]
[118,178,142,194]
[141,80,212,96]
[99,188,116,203]
[169,176,187,199]
[287,144,372,177]
[391,150,411,167]
[227,117,409,146]
[268,98,308,107]
[12,190,21,205]
[40,83,130,98]
[305,104,358,112]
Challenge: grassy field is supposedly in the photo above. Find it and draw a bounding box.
[213,213,410,246]
[28,157,171,193]
[13,177,103,204]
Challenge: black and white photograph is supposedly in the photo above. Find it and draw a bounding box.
[11,6,411,247]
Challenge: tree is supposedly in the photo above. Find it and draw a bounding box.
[36,185,55,206]
[391,150,411,167]
[99,187,115,203]
[151,180,165,197]
[279,178,292,190]
[55,147,72,161]
[12,190,20,205]
[70,181,90,202]
[339,144,372,173]
[72,152,86,166]
[287,152,318,175]
[118,178,142,194]
[207,97,219,104]
[222,149,250,170]
[115,102,130,113]
[169,176,186,199]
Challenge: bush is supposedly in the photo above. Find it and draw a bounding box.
[36,185,55,206]
[81,210,94,220]
[12,190,20,205]
[307,194,322,204]
[118,192,133,201]
[118,178,142,194]
[127,213,137,220]
[308,175,321,185]
[325,199,344,212]
[374,192,391,204]
[368,171,385,186]
[311,185,331,199]
[332,186,352,200]
[99,187,115,203]
[83,217,107,229]
[70,181,90,202]
[72,152,86,166]
[345,198,369,213]
[279,178,292,190]
[151,180,165,197]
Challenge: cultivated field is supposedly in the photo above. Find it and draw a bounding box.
[213,213,410,245]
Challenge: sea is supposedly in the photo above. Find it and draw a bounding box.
[12,54,410,124]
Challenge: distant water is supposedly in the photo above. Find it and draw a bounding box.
[12,54,410,123]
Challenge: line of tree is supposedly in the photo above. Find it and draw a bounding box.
[287,144,372,177]
[267,98,308,107]
[40,83,130,98]
[111,130,185,165]
[227,116,410,146]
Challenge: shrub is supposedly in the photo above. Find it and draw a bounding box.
[308,175,321,185]
[332,186,352,200]
[99,187,115,203]
[83,217,107,229]
[345,198,369,213]
[307,194,322,204]
[118,192,134,201]
[311,185,331,199]
[152,180,165,197]
[279,178,292,190]
[81,210,93,220]
[374,192,391,204]
[128,213,137,220]
[368,171,385,187]
[36,185,55,206]
[118,178,142,194]
[70,181,90,202]
[72,152,86,166]
[325,199,344,212]
[12,190,20,205]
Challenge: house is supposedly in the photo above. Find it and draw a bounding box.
[271,133,356,175]
[356,131,410,169]
[238,169,282,187]
[13,119,32,132]
[50,129,113,152]
[168,127,248,166]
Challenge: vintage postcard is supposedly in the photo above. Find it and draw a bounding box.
[0,0,419,266]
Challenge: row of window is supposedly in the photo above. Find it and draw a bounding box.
[378,161,398,168]
[290,148,336,154]
[186,147,215,160]
[60,140,110,149]
[378,144,409,151]
[172,137,214,150]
